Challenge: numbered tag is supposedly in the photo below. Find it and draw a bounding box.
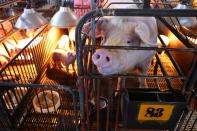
[138,104,174,121]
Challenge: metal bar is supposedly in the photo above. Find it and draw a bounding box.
[143,0,150,9]
[106,1,181,8]
[97,8,197,17]
[18,54,30,83]
[108,79,113,130]
[21,50,34,81]
[182,111,195,131]
[155,54,174,90]
[174,109,188,131]
[0,23,7,36]
[17,55,28,83]
[182,56,197,94]
[84,45,197,52]
[77,78,85,130]
[82,73,186,79]
[190,116,197,131]
[0,29,21,43]
[0,82,75,91]
[0,0,20,8]
[158,17,196,48]
[0,14,21,24]
[2,42,11,57]
[50,89,57,112]
[158,35,185,76]
[96,79,100,131]
[84,78,90,128]
[0,95,13,128]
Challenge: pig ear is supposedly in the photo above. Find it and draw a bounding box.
[134,23,157,46]
[83,18,110,38]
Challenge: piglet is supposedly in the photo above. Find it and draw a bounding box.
[51,48,76,73]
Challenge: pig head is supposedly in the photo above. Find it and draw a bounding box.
[91,17,158,80]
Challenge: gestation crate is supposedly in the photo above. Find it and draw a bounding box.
[75,6,197,131]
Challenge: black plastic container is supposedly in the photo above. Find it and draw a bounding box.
[121,89,186,130]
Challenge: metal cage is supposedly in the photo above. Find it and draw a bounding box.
[0,0,90,130]
[0,82,79,130]
[75,1,197,131]
[0,24,80,130]
[0,0,197,131]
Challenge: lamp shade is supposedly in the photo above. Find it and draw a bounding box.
[15,8,48,29]
[50,7,78,28]
[174,3,197,26]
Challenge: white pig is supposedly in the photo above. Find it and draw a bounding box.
[86,17,158,88]
[82,0,158,88]
[51,48,76,73]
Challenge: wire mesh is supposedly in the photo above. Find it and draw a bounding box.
[0,83,79,130]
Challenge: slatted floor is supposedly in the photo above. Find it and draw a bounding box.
[146,53,183,91]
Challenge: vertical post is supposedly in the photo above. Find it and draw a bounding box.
[143,0,150,9]
[77,77,86,130]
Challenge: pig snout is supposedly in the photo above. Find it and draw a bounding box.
[92,49,113,68]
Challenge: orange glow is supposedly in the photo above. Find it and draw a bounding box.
[69,27,75,42]
[26,29,36,37]
[157,35,170,46]
[47,27,62,45]
[167,32,180,47]
[57,35,70,49]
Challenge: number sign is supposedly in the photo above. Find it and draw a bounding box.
[138,104,174,121]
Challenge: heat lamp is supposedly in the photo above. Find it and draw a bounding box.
[50,0,78,28]
[15,1,48,29]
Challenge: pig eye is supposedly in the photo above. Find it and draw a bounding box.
[127,41,131,44]
[127,39,141,46]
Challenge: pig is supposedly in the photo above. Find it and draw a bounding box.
[51,48,76,73]
[84,16,158,88]
[82,0,158,88]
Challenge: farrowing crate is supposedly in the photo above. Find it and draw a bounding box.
[0,0,92,130]
[0,24,80,130]
[75,1,197,131]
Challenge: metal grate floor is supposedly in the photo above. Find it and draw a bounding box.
[146,53,183,91]
[178,110,197,131]
[19,89,80,131]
